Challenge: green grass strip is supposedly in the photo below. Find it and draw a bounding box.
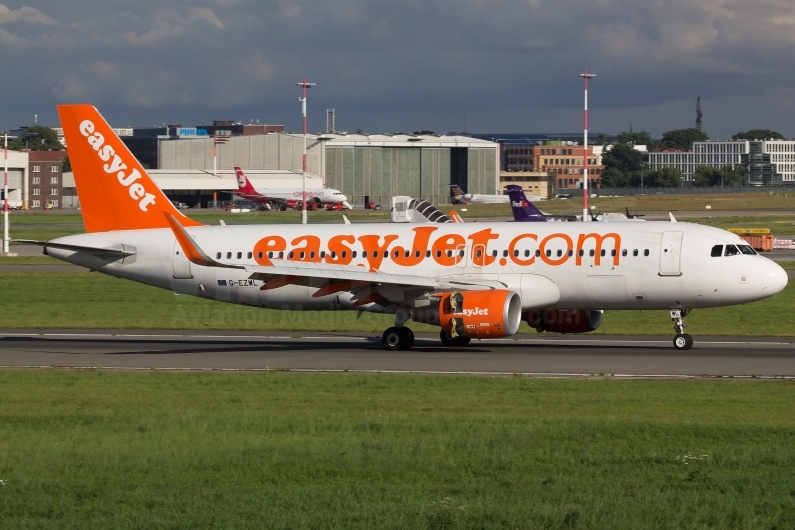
[1,271,794,335]
[0,371,794,529]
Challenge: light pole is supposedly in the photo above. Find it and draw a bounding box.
[578,70,595,222]
[213,131,229,208]
[3,132,9,254]
[297,79,315,225]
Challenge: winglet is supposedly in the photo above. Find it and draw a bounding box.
[669,212,677,223]
[449,211,463,223]
[164,213,244,269]
[343,215,351,225]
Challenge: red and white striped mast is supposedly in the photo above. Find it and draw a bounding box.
[3,132,9,254]
[578,70,595,222]
[297,78,315,225]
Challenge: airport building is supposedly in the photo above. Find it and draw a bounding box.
[0,150,28,209]
[498,171,552,199]
[532,142,603,190]
[648,140,795,185]
[155,132,499,207]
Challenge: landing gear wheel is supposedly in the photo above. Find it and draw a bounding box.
[402,327,415,349]
[673,333,693,350]
[382,327,412,351]
[440,330,471,347]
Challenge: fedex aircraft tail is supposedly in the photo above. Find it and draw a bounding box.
[234,166,257,194]
[58,105,204,233]
[505,185,547,223]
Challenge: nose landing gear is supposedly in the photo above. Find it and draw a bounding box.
[670,308,693,350]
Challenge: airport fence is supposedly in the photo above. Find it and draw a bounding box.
[567,186,795,197]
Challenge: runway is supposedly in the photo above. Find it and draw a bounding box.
[1,330,793,379]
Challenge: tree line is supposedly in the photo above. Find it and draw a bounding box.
[599,128,785,188]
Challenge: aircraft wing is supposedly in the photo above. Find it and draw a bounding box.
[13,239,136,257]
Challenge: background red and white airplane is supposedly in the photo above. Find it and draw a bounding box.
[233,167,351,208]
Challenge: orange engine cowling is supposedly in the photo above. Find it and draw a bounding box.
[523,309,603,334]
[425,289,523,339]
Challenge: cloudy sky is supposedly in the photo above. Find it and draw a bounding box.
[1,0,794,139]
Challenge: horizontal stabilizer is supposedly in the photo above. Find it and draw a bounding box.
[13,239,135,256]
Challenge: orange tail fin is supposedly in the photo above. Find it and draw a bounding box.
[57,104,205,232]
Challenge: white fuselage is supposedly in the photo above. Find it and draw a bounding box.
[238,188,348,204]
[464,194,510,204]
[46,221,786,314]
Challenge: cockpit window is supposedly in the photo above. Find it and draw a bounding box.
[724,245,740,256]
[738,245,757,255]
[711,245,723,257]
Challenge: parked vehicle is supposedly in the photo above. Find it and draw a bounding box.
[363,195,382,210]
[326,202,353,211]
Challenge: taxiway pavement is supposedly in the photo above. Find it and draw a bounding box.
[0,330,793,379]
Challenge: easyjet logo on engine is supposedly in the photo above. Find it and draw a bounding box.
[79,120,157,212]
[462,307,488,316]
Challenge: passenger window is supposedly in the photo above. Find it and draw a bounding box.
[611,249,616,257]
[289,252,295,259]
[633,249,638,257]
[492,250,498,257]
[459,250,465,257]
[503,250,509,257]
[260,252,265,259]
[383,251,388,258]
[237,252,242,259]
[320,251,325,258]
[644,249,649,256]
[309,251,315,259]
[477,249,483,257]
[352,251,357,258]
[247,252,253,259]
[447,250,453,257]
[394,250,400,258]
[738,245,756,255]
[299,252,305,259]
[724,245,740,256]
[216,252,221,259]
[621,249,627,257]
[568,250,573,257]
[535,250,541,257]
[331,251,336,258]
[600,249,606,257]
[426,250,431,258]
[415,250,421,258]
[279,252,284,258]
[578,249,584,257]
[226,252,232,259]
[405,250,410,258]
[524,250,530,258]
[556,249,562,257]
[514,250,519,257]
[362,251,368,258]
[589,249,595,257]
[711,245,723,257]
[342,251,347,258]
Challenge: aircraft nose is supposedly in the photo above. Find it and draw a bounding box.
[761,260,788,297]
[338,194,348,202]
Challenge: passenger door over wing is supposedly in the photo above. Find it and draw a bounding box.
[659,231,683,276]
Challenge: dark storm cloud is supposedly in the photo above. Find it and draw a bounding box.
[1,0,793,138]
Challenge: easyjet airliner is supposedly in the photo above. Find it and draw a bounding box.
[233,167,350,208]
[20,106,788,351]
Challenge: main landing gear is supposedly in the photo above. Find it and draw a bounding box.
[382,326,414,351]
[670,308,693,350]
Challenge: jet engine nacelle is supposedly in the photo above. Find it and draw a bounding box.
[413,289,522,339]
[524,309,603,334]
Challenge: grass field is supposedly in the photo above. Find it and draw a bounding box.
[1,271,793,336]
[0,371,794,529]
